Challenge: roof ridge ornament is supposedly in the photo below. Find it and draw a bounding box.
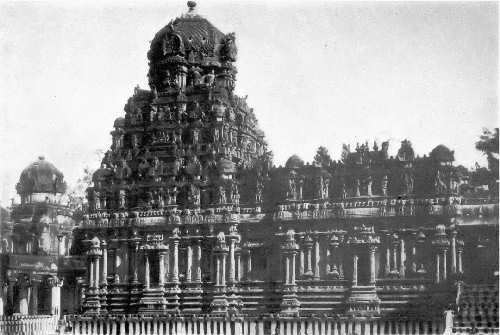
[187,1,197,15]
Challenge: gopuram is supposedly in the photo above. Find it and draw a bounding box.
[1,2,498,335]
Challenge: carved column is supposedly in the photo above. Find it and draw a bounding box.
[186,244,193,282]
[18,278,29,315]
[195,242,202,283]
[235,250,241,282]
[450,231,457,275]
[291,252,297,285]
[101,240,108,286]
[112,244,120,284]
[369,245,377,285]
[228,238,236,284]
[159,249,167,287]
[392,241,398,273]
[457,240,464,274]
[30,277,41,315]
[95,252,100,287]
[385,245,391,276]
[352,253,358,286]
[442,249,448,281]
[131,241,139,284]
[299,249,305,275]
[48,276,62,317]
[328,235,340,278]
[171,236,180,283]
[89,258,95,288]
[245,249,252,281]
[304,236,313,276]
[435,253,441,283]
[313,239,320,280]
[7,277,15,315]
[144,251,150,290]
[399,238,405,278]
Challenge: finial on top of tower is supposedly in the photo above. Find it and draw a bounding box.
[187,1,197,13]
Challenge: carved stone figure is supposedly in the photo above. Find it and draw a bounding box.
[118,189,127,209]
[218,185,227,204]
[402,171,414,195]
[435,170,447,194]
[220,32,237,62]
[381,175,388,196]
[366,176,373,197]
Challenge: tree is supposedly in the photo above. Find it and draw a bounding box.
[314,146,332,168]
[476,128,499,174]
[66,166,94,221]
[475,128,499,197]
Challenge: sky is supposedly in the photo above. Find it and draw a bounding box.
[0,1,498,206]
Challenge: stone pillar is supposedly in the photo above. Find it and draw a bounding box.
[291,252,297,285]
[216,257,221,285]
[131,242,139,284]
[313,240,320,280]
[399,238,405,277]
[195,242,202,282]
[435,253,440,283]
[411,243,417,273]
[7,278,15,315]
[369,246,376,285]
[112,246,120,283]
[48,276,62,317]
[186,244,193,282]
[450,231,457,274]
[171,238,179,283]
[299,249,304,275]
[229,239,236,284]
[352,253,358,286]
[121,241,129,283]
[457,246,463,274]
[246,249,252,280]
[221,253,227,286]
[306,243,313,275]
[159,250,166,286]
[89,258,95,288]
[235,251,241,282]
[385,245,391,276]
[95,253,100,287]
[101,241,108,286]
[30,278,40,315]
[144,251,150,290]
[285,256,290,284]
[58,234,65,256]
[442,249,447,281]
[18,279,29,315]
[392,243,398,273]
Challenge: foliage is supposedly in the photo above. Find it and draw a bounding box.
[475,128,499,175]
[314,146,332,168]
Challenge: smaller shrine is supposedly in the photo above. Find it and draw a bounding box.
[0,157,84,319]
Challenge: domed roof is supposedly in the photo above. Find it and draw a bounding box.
[430,145,455,162]
[16,156,66,196]
[148,2,227,63]
[285,155,305,169]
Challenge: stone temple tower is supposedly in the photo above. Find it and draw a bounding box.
[86,0,270,216]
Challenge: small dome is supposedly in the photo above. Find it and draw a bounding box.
[285,155,304,169]
[430,145,455,162]
[148,2,227,64]
[113,117,125,128]
[16,156,67,196]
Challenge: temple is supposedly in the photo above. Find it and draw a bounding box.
[0,2,498,335]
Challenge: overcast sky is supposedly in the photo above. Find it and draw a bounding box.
[0,1,498,205]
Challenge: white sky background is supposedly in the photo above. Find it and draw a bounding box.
[0,0,498,205]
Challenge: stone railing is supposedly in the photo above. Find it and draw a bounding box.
[78,200,498,227]
[0,314,59,335]
[65,314,447,335]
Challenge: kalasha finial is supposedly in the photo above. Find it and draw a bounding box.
[38,156,45,161]
[187,1,197,12]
